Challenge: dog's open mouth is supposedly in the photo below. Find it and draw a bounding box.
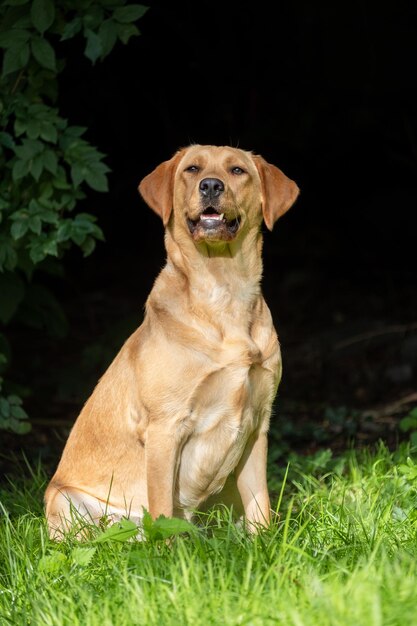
[187,208,240,241]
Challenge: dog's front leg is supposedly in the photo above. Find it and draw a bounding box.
[235,432,271,530]
[145,424,180,519]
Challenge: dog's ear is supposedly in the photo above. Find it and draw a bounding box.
[138,150,184,226]
[253,156,300,231]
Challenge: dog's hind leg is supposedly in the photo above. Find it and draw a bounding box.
[45,485,142,540]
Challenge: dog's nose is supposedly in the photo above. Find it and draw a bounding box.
[199,178,224,198]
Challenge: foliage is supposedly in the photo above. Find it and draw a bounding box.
[0,375,30,433]
[0,0,147,432]
[399,407,417,445]
[2,444,417,624]
[37,514,195,573]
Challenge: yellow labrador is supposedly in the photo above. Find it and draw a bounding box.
[45,144,299,537]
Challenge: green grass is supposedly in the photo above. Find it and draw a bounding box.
[1,443,417,625]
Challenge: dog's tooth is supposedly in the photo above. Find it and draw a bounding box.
[202,214,221,220]
[219,213,224,220]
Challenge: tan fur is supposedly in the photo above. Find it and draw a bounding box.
[44,145,299,538]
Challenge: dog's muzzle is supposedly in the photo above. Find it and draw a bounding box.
[187,207,240,242]
[186,177,241,242]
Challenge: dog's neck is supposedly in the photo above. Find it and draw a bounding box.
[160,224,264,319]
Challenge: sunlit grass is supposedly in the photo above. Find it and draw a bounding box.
[1,443,417,625]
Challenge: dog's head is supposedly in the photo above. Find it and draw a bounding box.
[139,145,299,243]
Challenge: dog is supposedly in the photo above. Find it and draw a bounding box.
[44,144,299,537]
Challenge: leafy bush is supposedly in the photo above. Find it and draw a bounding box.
[0,0,147,433]
[399,407,417,445]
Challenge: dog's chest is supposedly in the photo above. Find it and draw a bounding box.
[176,341,275,508]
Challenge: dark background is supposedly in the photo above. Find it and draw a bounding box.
[4,0,417,470]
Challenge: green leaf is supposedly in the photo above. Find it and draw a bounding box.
[10,404,28,419]
[2,42,30,76]
[12,159,29,180]
[29,215,42,234]
[85,169,109,192]
[399,415,417,433]
[93,518,138,543]
[0,272,25,324]
[14,117,27,137]
[70,230,86,246]
[0,132,15,149]
[0,238,18,271]
[142,510,195,541]
[52,170,71,189]
[70,163,84,187]
[81,236,96,257]
[31,0,55,34]
[61,17,82,41]
[70,214,103,247]
[71,546,96,567]
[43,149,58,174]
[15,138,43,160]
[0,197,9,211]
[56,220,72,242]
[398,465,417,480]
[39,123,58,143]
[39,182,54,201]
[98,20,118,58]
[31,36,56,70]
[11,219,29,240]
[84,28,102,64]
[7,395,23,406]
[153,515,195,538]
[43,238,58,256]
[76,213,98,223]
[28,198,41,212]
[38,552,67,574]
[12,419,31,434]
[0,28,30,48]
[82,6,104,30]
[0,398,10,418]
[28,242,46,263]
[113,5,148,23]
[38,209,58,225]
[1,415,21,432]
[30,154,45,180]
[63,126,86,139]
[398,458,417,481]
[26,119,41,139]
[116,23,139,45]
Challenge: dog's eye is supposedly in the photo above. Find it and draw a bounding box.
[185,165,200,173]
[231,166,245,175]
